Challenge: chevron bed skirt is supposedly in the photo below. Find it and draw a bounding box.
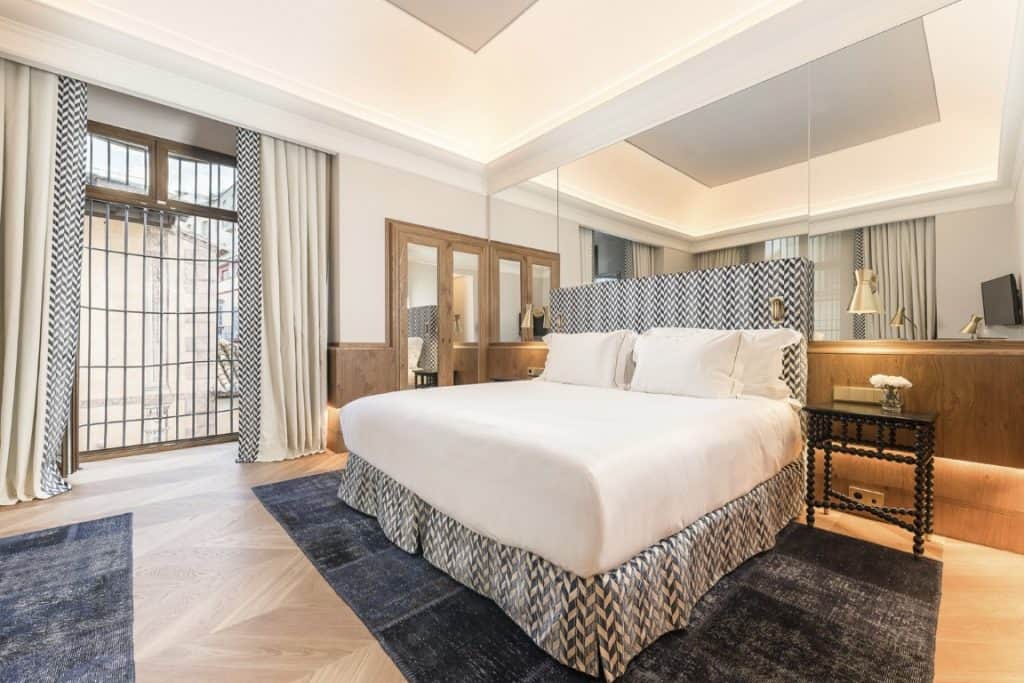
[337,453,803,681]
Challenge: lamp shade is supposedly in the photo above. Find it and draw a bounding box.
[960,314,983,336]
[848,268,882,314]
[520,303,533,330]
[889,306,907,327]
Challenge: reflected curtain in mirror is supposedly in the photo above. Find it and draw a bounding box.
[695,246,747,270]
[863,217,937,340]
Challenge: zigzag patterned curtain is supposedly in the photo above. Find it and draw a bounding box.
[235,130,329,463]
[0,61,87,505]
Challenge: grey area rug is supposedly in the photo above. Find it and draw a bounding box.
[254,472,943,682]
[0,513,135,682]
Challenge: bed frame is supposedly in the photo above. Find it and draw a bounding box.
[338,257,814,681]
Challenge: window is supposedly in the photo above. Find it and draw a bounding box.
[808,232,847,340]
[79,124,238,455]
[764,236,800,260]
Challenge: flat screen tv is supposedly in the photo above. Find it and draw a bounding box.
[981,274,1022,326]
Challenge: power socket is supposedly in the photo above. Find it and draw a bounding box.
[526,366,544,378]
[849,485,885,507]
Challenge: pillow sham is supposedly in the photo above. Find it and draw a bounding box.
[629,330,743,398]
[643,327,801,399]
[540,331,627,388]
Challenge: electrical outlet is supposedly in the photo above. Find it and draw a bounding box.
[526,366,544,378]
[849,485,885,507]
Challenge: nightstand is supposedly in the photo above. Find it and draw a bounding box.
[803,402,937,558]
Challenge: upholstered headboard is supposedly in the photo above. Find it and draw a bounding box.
[549,257,814,403]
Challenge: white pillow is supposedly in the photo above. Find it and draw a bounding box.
[738,329,802,399]
[643,327,801,399]
[629,331,743,398]
[540,332,627,388]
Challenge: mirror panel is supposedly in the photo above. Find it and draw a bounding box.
[497,257,522,342]
[452,248,483,385]
[807,0,1021,341]
[405,241,439,389]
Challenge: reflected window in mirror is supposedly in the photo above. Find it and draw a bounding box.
[593,230,628,281]
[452,251,479,344]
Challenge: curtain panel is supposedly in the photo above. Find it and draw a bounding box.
[695,246,747,270]
[236,130,329,462]
[863,217,937,340]
[0,61,87,505]
[627,242,656,278]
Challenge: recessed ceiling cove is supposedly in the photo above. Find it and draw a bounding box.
[628,19,940,187]
[385,0,538,52]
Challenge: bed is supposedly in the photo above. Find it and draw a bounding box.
[338,257,814,680]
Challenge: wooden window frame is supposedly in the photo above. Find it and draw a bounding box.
[86,121,238,223]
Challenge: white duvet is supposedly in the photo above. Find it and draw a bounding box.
[341,380,802,577]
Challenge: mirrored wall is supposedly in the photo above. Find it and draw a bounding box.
[533,0,1022,342]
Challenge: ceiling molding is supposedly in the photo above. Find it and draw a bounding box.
[483,0,959,193]
[495,183,695,252]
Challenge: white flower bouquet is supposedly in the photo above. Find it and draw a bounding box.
[869,374,912,389]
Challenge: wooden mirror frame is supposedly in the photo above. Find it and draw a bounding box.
[488,240,560,346]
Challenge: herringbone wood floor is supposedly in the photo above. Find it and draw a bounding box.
[1,443,1021,682]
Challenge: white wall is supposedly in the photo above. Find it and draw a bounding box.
[934,204,1021,338]
[655,247,695,274]
[88,85,237,156]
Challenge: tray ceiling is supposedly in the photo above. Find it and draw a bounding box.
[628,20,940,187]
[385,0,538,52]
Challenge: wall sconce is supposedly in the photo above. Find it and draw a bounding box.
[888,306,917,338]
[520,303,533,330]
[960,314,983,340]
[848,268,882,314]
[768,296,786,325]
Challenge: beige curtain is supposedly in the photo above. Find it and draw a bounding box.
[0,61,59,504]
[579,227,594,284]
[630,242,655,278]
[695,246,746,270]
[257,136,329,461]
[863,217,937,340]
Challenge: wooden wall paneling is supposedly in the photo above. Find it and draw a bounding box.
[326,344,396,452]
[487,344,549,381]
[808,341,1024,468]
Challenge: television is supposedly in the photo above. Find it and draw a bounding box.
[981,274,1022,326]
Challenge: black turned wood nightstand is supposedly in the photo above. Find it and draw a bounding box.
[803,402,938,558]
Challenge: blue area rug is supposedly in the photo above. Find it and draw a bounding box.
[0,513,135,682]
[254,471,942,682]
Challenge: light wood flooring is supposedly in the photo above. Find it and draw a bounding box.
[1,443,1021,682]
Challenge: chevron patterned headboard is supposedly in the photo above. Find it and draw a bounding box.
[549,257,814,403]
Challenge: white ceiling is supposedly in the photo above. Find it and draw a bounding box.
[628,20,940,187]
[384,0,537,52]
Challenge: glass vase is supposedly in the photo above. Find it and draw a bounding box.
[880,385,903,413]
